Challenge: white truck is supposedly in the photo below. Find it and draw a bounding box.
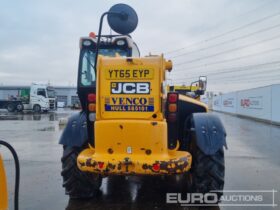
[0,83,57,112]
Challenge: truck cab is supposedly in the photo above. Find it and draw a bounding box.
[0,83,57,113]
[22,84,57,112]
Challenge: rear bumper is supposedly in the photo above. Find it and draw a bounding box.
[77,148,192,175]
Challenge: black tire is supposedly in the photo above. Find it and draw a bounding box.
[190,147,225,202]
[16,103,23,112]
[61,146,102,199]
[183,116,225,203]
[33,104,41,113]
[7,103,15,112]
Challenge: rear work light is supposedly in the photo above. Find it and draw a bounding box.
[88,94,96,103]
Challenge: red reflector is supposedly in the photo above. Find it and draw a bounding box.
[167,113,177,122]
[88,94,96,102]
[98,162,104,169]
[152,163,160,171]
[168,93,178,103]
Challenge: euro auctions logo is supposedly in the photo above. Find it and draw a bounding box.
[166,190,278,207]
[166,193,219,206]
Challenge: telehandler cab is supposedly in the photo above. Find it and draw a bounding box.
[60,3,227,201]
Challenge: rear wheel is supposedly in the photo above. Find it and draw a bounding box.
[185,117,225,203]
[190,147,225,202]
[7,103,15,112]
[61,146,102,198]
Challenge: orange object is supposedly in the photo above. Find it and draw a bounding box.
[168,104,177,113]
[0,154,8,210]
[88,103,96,112]
[89,32,96,38]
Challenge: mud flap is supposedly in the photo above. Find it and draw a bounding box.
[59,111,89,147]
[191,113,227,155]
[0,154,8,210]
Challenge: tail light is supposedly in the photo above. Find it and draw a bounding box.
[166,92,178,123]
[88,103,96,112]
[168,104,177,112]
[168,93,178,103]
[88,94,96,103]
[167,113,177,122]
[88,94,96,120]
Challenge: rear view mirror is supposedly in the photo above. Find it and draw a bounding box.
[94,4,138,72]
[198,76,207,92]
[107,4,138,35]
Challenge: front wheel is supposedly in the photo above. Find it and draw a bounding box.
[16,103,23,112]
[61,146,102,199]
[33,104,41,113]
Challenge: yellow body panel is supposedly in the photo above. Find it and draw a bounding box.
[167,85,199,92]
[95,120,168,154]
[96,56,167,120]
[78,148,191,175]
[78,55,192,175]
[0,155,8,210]
[77,120,192,174]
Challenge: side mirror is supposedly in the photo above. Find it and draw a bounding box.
[198,76,207,92]
[107,4,138,35]
[94,4,138,70]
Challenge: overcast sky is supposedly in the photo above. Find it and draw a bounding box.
[0,0,280,93]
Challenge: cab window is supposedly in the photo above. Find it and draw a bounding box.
[79,48,129,87]
[37,88,46,97]
[131,42,140,57]
[80,50,96,86]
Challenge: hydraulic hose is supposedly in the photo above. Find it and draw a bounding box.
[0,140,20,210]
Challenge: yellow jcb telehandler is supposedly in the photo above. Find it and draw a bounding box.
[60,4,227,202]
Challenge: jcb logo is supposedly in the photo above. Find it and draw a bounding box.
[111,82,150,94]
